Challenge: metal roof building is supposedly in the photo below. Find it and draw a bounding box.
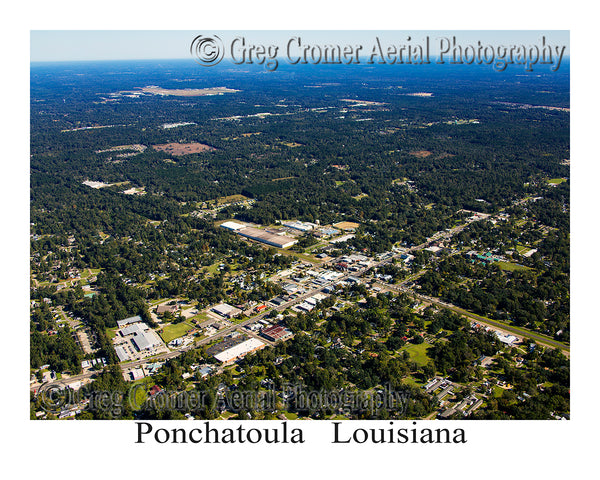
[214,338,266,365]
[220,221,246,231]
[114,345,130,362]
[131,328,162,351]
[117,315,142,328]
[212,303,242,318]
[237,226,297,249]
[261,325,292,342]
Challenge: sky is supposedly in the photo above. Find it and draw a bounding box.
[30,30,569,62]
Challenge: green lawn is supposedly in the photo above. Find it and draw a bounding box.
[401,341,431,366]
[127,382,149,409]
[548,178,567,185]
[492,385,504,398]
[216,194,249,205]
[219,411,237,419]
[105,327,118,340]
[202,262,223,276]
[496,261,531,272]
[275,247,318,263]
[149,298,168,306]
[402,376,425,388]
[159,321,195,343]
[189,312,210,323]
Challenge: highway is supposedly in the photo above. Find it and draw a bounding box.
[377,281,570,354]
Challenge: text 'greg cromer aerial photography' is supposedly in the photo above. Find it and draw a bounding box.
[30,31,570,423]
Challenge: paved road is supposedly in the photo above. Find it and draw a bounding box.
[378,281,569,354]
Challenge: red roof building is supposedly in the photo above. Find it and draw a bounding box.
[261,324,293,342]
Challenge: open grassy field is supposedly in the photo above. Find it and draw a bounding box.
[159,321,195,343]
[105,327,118,340]
[402,341,431,366]
[352,193,369,200]
[215,194,249,205]
[333,221,360,230]
[402,376,426,388]
[548,178,567,185]
[496,261,531,272]
[275,247,320,263]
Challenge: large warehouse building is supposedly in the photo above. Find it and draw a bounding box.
[220,222,297,248]
[119,322,163,352]
[237,226,297,249]
[220,221,246,231]
[214,338,266,365]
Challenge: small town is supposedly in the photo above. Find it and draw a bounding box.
[31,192,569,420]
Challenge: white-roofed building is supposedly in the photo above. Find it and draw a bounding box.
[121,323,143,337]
[118,321,163,352]
[296,302,315,312]
[496,332,519,345]
[283,220,317,232]
[212,303,242,318]
[220,221,246,231]
[214,338,266,365]
[117,315,142,328]
[114,345,131,362]
[129,368,145,381]
[132,328,162,351]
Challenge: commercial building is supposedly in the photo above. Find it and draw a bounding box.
[129,368,145,381]
[212,303,242,318]
[214,338,266,365]
[156,304,180,314]
[320,227,340,236]
[496,332,519,345]
[117,315,142,328]
[297,301,315,312]
[237,226,297,249]
[220,221,246,231]
[261,324,293,342]
[206,334,247,356]
[330,234,355,244]
[283,220,317,232]
[221,221,297,248]
[132,329,162,352]
[119,322,163,352]
[114,345,130,362]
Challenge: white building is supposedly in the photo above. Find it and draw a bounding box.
[214,338,266,364]
[212,303,242,318]
[220,221,246,231]
[119,322,163,352]
[117,315,142,328]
